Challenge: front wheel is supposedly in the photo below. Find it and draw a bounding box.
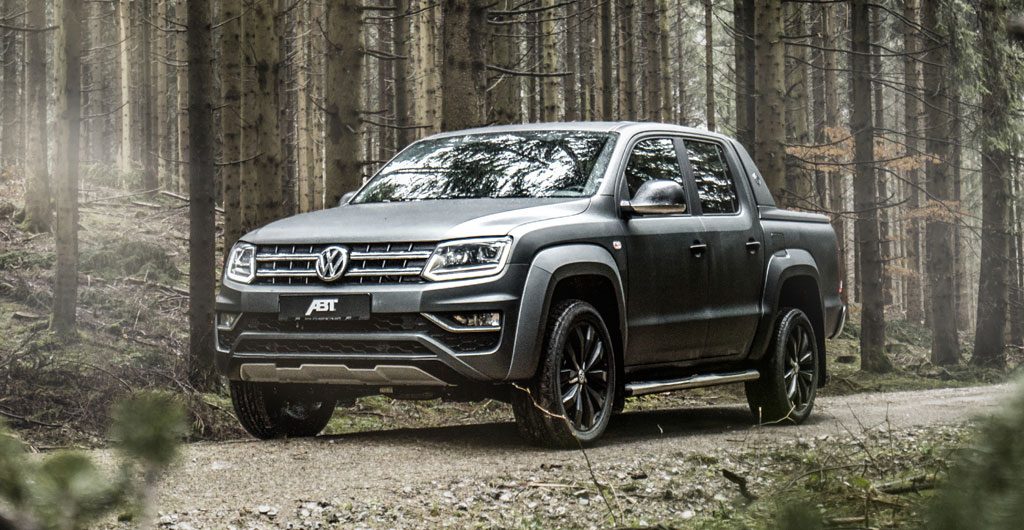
[512,300,617,448]
[745,308,819,425]
[230,381,336,439]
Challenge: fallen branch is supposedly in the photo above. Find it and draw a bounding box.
[158,190,225,214]
[0,406,60,428]
[722,469,759,501]
[877,475,939,495]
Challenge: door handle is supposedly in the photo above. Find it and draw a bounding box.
[689,241,708,257]
[745,239,762,254]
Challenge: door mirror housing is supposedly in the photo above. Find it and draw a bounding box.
[620,179,687,216]
[339,191,357,206]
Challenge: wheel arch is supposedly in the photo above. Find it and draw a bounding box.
[752,249,828,386]
[507,244,626,381]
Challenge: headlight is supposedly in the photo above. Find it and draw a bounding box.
[422,237,512,282]
[225,242,256,284]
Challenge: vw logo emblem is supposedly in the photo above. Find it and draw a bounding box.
[315,246,349,282]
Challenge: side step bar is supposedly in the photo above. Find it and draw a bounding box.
[624,369,761,397]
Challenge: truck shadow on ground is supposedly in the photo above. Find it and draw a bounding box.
[317,404,831,451]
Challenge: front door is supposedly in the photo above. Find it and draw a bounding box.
[622,137,710,365]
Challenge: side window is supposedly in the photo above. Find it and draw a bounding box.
[624,138,685,198]
[686,140,739,214]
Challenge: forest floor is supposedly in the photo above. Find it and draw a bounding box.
[0,173,1018,449]
[89,384,1010,529]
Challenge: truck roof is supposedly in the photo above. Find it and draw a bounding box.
[427,121,736,144]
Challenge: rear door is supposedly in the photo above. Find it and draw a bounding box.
[683,138,765,357]
[621,136,710,365]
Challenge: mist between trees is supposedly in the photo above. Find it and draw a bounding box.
[1,0,1022,387]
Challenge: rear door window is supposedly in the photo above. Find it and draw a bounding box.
[685,140,739,214]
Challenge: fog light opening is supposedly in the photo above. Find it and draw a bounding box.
[423,312,502,333]
[217,312,241,331]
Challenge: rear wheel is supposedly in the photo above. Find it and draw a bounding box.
[512,300,617,448]
[745,308,819,424]
[230,381,336,439]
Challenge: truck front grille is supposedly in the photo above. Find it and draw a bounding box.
[253,242,436,285]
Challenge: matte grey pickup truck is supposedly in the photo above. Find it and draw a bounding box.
[216,122,845,447]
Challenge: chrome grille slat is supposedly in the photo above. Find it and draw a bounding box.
[253,242,435,285]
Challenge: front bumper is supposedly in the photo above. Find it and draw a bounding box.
[215,264,530,386]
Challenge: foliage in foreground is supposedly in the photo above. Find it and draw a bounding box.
[0,392,185,529]
[927,380,1024,530]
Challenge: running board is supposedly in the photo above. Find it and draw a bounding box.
[624,369,761,397]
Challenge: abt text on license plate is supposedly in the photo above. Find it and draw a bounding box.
[278,294,371,321]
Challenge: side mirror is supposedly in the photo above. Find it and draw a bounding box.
[339,191,356,206]
[620,179,687,216]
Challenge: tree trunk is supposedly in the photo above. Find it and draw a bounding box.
[117,0,133,174]
[641,0,660,120]
[563,0,578,121]
[704,0,715,131]
[176,0,190,193]
[733,0,754,148]
[187,0,217,389]
[220,0,243,246]
[902,0,924,323]
[972,0,1011,368]
[540,0,562,121]
[441,0,487,130]
[21,0,50,233]
[753,0,785,200]
[599,0,613,120]
[922,0,960,365]
[850,0,890,373]
[53,0,83,337]
[784,2,811,206]
[394,0,413,145]
[1,0,23,168]
[157,0,170,190]
[140,0,157,190]
[617,0,636,120]
[323,0,361,205]
[870,6,890,307]
[488,2,521,125]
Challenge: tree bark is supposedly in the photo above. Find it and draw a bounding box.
[641,0,660,120]
[323,0,361,206]
[176,0,190,193]
[187,0,217,389]
[394,0,413,145]
[902,0,924,323]
[241,0,283,231]
[784,2,811,206]
[972,0,1011,368]
[117,0,133,174]
[753,0,785,201]
[540,0,562,121]
[733,0,754,148]
[21,0,50,233]
[922,0,960,365]
[220,0,243,245]
[1,0,23,168]
[704,0,715,131]
[52,0,83,337]
[488,2,521,125]
[440,0,487,130]
[850,0,890,373]
[599,0,613,120]
[617,0,636,120]
[157,0,170,189]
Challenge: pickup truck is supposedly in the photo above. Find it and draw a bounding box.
[216,122,846,447]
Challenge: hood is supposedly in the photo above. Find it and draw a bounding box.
[244,198,591,244]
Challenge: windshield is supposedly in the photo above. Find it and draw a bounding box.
[352,131,617,203]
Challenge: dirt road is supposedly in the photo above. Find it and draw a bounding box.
[104,384,1013,528]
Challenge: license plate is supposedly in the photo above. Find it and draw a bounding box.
[279,294,371,322]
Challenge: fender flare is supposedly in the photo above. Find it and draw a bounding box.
[506,244,626,380]
[750,249,827,384]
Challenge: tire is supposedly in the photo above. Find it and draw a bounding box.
[230,381,336,439]
[512,300,618,448]
[745,308,819,425]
